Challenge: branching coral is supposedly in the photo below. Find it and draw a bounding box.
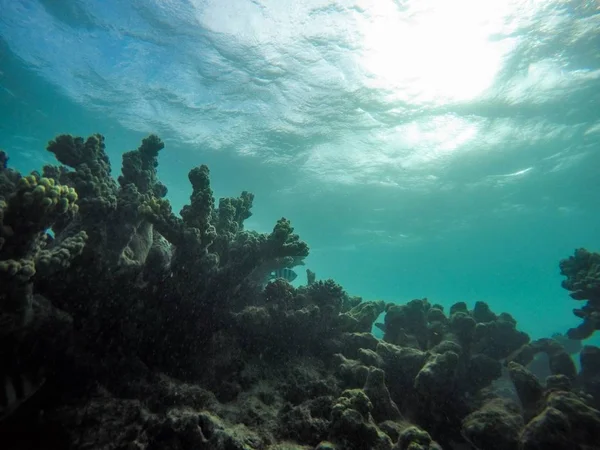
[0,164,85,333]
[506,337,577,382]
[45,134,117,221]
[232,277,384,363]
[180,164,215,241]
[4,131,600,450]
[118,134,167,197]
[0,158,85,418]
[1,174,79,261]
[43,134,171,274]
[559,248,600,339]
[215,191,254,236]
[42,134,311,376]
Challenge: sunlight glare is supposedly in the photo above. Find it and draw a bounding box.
[357,0,527,105]
[401,115,480,165]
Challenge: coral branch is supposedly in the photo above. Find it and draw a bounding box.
[559,248,600,339]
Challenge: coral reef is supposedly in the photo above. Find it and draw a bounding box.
[559,248,600,339]
[1,133,600,450]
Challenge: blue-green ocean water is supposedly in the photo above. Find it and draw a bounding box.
[1,0,599,344]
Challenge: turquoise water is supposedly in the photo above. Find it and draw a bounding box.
[1,0,599,343]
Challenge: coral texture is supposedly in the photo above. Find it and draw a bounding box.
[1,134,599,450]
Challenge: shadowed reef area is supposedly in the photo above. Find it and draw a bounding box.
[1,134,599,450]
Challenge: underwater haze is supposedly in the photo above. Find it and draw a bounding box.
[1,0,600,344]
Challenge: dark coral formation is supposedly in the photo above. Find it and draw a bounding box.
[1,134,600,450]
[559,248,600,339]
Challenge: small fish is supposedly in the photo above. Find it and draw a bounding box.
[0,371,46,420]
[270,268,297,283]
